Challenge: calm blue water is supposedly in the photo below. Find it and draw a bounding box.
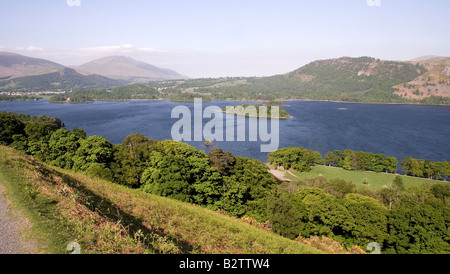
[1,99,449,164]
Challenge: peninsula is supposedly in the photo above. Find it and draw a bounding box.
[222,104,292,119]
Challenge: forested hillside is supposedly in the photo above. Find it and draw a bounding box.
[185,57,429,103]
[1,111,449,254]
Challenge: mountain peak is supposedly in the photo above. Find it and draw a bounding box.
[76,56,187,81]
[0,51,65,79]
[410,55,443,62]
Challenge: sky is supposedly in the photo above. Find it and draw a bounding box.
[0,0,449,78]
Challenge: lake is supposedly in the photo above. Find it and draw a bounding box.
[1,99,449,164]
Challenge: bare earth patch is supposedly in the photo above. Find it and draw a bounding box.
[268,168,292,182]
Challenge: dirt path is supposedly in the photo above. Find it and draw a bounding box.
[286,170,300,178]
[268,169,292,182]
[0,184,35,254]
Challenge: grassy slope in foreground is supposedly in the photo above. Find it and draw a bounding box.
[288,165,440,190]
[0,146,322,254]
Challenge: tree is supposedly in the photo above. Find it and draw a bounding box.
[208,148,235,176]
[191,166,223,210]
[332,150,344,168]
[356,151,372,171]
[85,162,113,181]
[10,134,27,151]
[0,114,25,145]
[423,160,436,179]
[386,197,450,254]
[402,157,424,177]
[400,185,436,206]
[443,162,450,180]
[392,176,405,190]
[433,162,445,180]
[311,150,324,165]
[26,140,50,161]
[267,189,302,239]
[122,133,155,147]
[341,150,357,171]
[430,183,450,205]
[385,157,398,174]
[223,156,277,221]
[48,128,84,169]
[343,193,389,247]
[372,153,387,173]
[324,151,334,166]
[380,176,405,210]
[73,136,114,176]
[141,141,223,209]
[401,157,412,175]
[71,128,87,139]
[113,134,156,188]
[312,178,356,199]
[267,147,322,172]
[414,159,425,177]
[24,122,57,143]
[220,176,251,218]
[294,188,353,242]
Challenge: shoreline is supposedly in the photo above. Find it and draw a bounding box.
[2,96,450,107]
[277,98,450,107]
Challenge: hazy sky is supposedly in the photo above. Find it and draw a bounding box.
[1,0,449,77]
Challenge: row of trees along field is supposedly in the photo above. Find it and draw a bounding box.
[1,112,449,253]
[268,147,450,180]
[401,157,450,180]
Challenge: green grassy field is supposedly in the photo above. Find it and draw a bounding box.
[0,146,323,254]
[286,165,442,190]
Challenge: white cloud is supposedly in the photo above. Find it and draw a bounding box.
[0,45,44,52]
[77,44,166,55]
[25,46,44,51]
[78,45,129,54]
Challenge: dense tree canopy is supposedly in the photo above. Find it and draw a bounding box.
[0,114,25,145]
[141,140,222,206]
[48,128,86,169]
[402,157,450,180]
[268,147,323,172]
[223,156,276,221]
[325,150,398,173]
[72,136,114,180]
[112,133,156,188]
[140,142,276,220]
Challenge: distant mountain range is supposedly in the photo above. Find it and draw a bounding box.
[74,56,187,82]
[0,52,186,92]
[0,51,449,104]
